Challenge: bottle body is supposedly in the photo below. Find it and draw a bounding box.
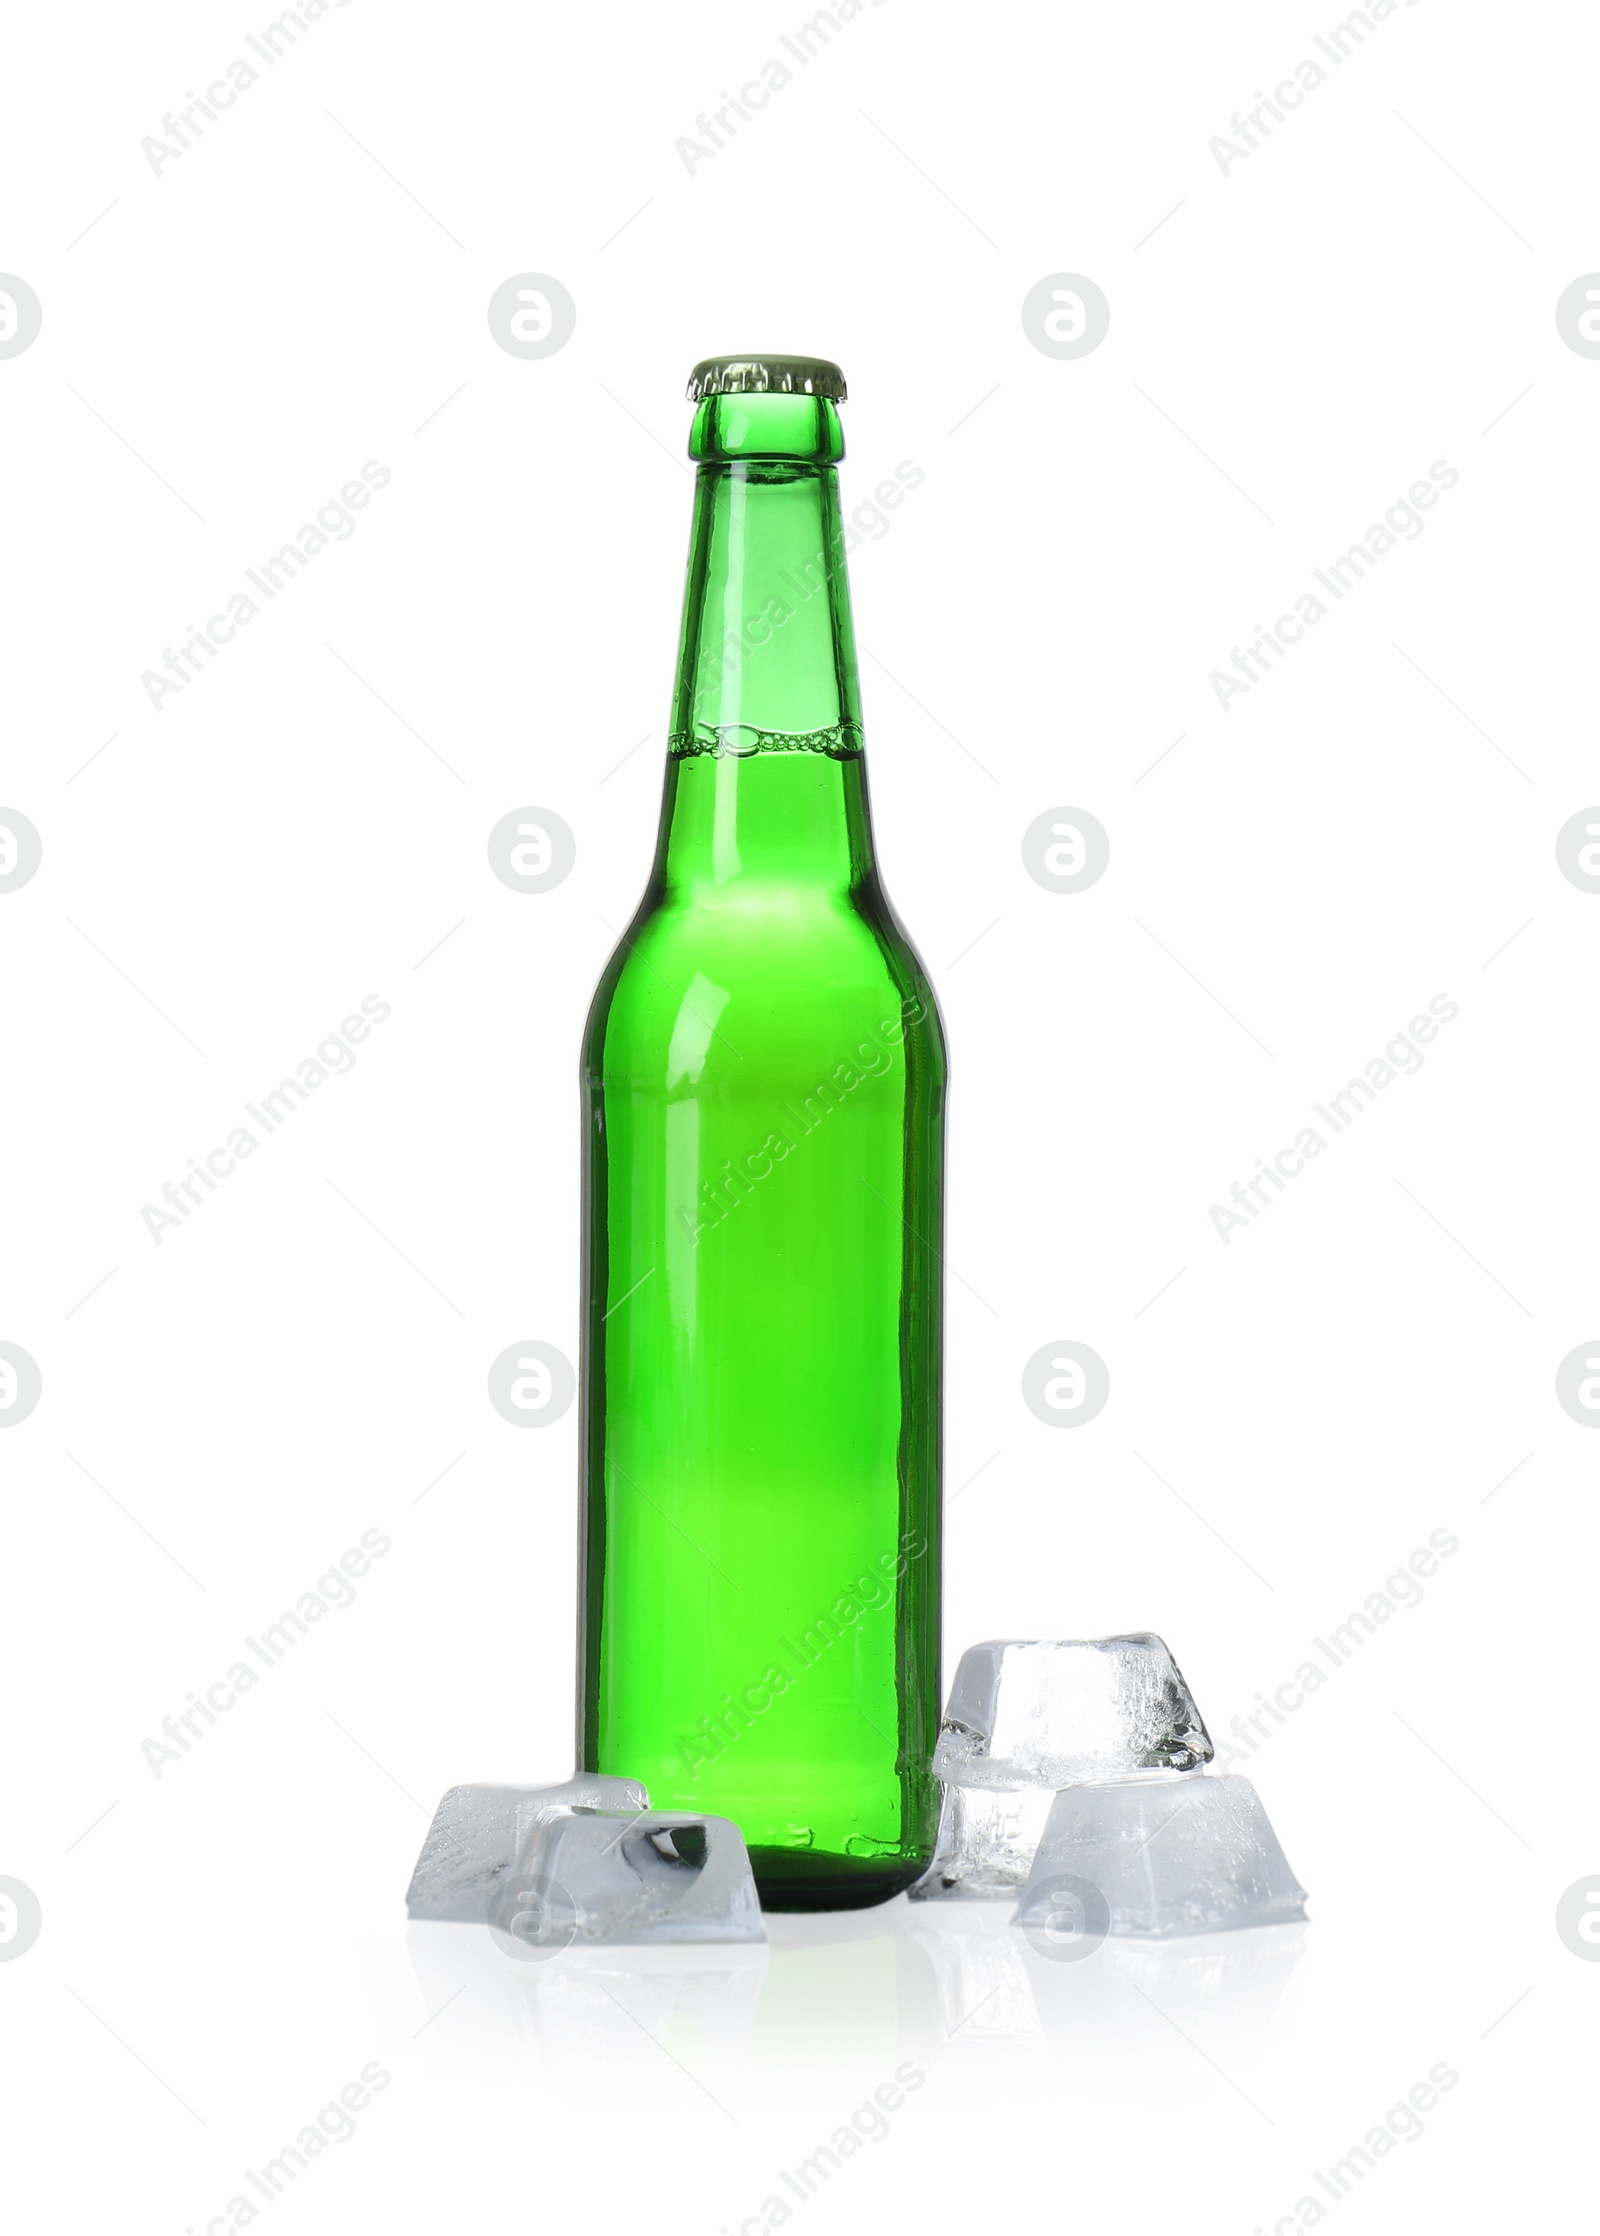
[579,379,944,1908]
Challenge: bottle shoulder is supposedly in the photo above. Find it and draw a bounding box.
[583,880,946,1083]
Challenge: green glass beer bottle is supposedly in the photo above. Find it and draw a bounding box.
[579,355,945,1910]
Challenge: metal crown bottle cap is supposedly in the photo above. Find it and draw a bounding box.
[687,354,848,402]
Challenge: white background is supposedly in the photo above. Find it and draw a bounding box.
[1,0,1593,2228]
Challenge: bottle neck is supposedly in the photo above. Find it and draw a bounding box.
[658,411,873,896]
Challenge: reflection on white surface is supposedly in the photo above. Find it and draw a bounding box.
[406,1920,769,2078]
[405,1899,1309,2080]
[904,1901,1049,2054]
[1016,1918,1311,2060]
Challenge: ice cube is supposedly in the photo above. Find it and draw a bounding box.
[908,1784,1059,1900]
[489,1810,766,1948]
[913,1634,1217,1901]
[933,1635,1213,1789]
[1014,1773,1307,1940]
[405,1774,650,1922]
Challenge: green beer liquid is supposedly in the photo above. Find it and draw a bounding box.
[580,382,944,1908]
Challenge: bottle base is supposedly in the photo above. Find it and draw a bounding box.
[749,1847,928,1912]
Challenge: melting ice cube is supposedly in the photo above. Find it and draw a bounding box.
[1014,1773,1307,1941]
[934,1636,1213,1790]
[405,1774,649,1922]
[490,1810,766,1949]
[910,1785,1060,1900]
